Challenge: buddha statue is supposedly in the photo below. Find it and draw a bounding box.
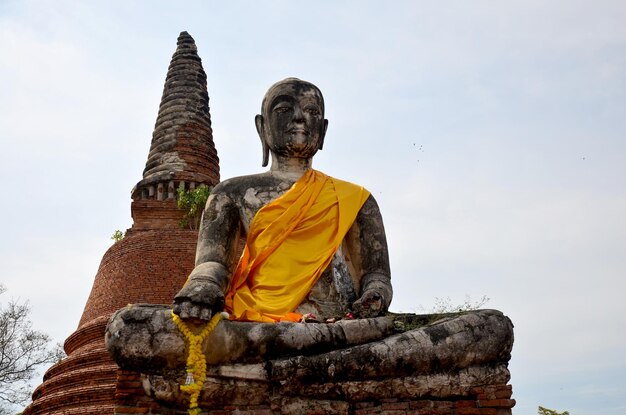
[171,77,392,324]
[106,78,514,413]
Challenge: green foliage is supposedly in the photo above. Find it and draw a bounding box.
[177,185,211,230]
[538,406,569,415]
[427,295,490,314]
[110,230,124,242]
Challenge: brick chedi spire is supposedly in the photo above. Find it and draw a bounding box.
[23,32,219,415]
[131,31,220,230]
[133,30,219,201]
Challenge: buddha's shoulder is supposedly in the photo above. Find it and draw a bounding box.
[211,172,292,200]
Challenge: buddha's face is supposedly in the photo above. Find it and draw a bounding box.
[258,80,328,161]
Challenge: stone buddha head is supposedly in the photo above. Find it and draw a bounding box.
[255,78,329,167]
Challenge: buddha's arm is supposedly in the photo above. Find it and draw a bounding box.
[346,195,393,317]
[173,191,241,320]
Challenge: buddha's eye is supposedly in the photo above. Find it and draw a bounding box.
[273,106,291,114]
[304,106,320,116]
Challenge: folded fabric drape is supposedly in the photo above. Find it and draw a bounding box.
[225,169,370,322]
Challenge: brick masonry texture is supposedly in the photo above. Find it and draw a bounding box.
[78,226,197,326]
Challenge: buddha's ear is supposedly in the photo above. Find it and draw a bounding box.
[255,114,270,167]
[319,119,329,151]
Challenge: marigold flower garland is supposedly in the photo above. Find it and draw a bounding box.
[171,310,227,415]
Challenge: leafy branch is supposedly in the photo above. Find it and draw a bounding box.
[538,406,569,415]
[176,185,211,230]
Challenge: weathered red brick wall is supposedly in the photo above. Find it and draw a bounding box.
[131,199,187,230]
[79,226,197,327]
[116,370,161,414]
[24,317,116,415]
[25,222,199,415]
[172,122,220,185]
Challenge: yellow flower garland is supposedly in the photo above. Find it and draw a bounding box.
[171,310,226,415]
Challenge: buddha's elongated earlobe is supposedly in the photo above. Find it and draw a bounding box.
[255,114,270,167]
[318,119,329,151]
[261,141,269,167]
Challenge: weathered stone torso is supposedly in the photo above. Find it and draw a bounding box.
[207,172,357,319]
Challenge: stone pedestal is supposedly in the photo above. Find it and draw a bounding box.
[106,309,515,414]
[116,369,514,415]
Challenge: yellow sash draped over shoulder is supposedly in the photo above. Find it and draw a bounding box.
[224,169,370,322]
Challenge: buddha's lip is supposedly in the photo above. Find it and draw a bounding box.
[287,127,309,134]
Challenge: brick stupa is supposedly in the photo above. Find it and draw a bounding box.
[23,32,219,415]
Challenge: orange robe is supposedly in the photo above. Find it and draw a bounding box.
[224,169,370,322]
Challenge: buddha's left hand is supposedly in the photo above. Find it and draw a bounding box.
[352,289,384,318]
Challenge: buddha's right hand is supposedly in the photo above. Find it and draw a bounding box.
[173,279,225,321]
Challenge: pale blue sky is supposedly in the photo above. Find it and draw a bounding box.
[1,1,625,414]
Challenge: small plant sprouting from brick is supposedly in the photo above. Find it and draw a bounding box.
[538,406,569,415]
[177,185,211,230]
[111,230,124,243]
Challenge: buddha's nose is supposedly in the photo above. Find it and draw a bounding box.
[292,105,305,122]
